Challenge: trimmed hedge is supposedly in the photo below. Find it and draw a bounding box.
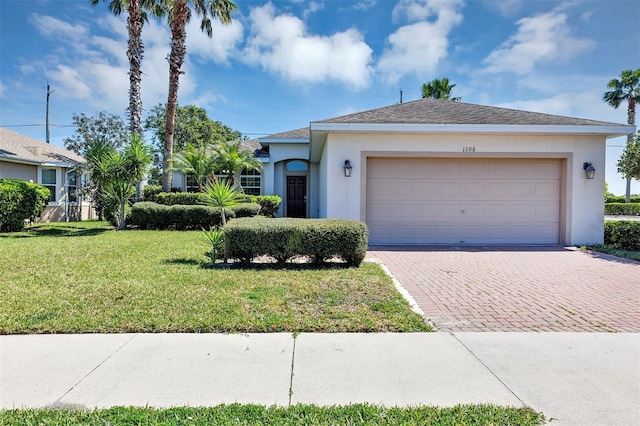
[0,179,51,232]
[605,195,640,204]
[224,218,368,266]
[604,221,640,251]
[130,202,236,230]
[605,203,640,216]
[155,191,203,205]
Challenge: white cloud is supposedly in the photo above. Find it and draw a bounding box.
[29,13,89,40]
[186,18,244,64]
[0,81,5,99]
[45,65,93,100]
[377,0,463,83]
[352,0,377,11]
[483,11,595,75]
[483,0,524,17]
[242,3,373,89]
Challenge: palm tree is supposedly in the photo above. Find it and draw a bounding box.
[90,0,164,136]
[212,140,263,185]
[603,69,640,202]
[172,142,218,191]
[162,0,237,192]
[421,77,461,101]
[202,179,243,263]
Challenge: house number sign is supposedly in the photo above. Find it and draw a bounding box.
[462,146,476,152]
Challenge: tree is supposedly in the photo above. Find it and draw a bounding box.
[603,68,640,202]
[212,140,262,185]
[162,0,237,192]
[421,77,461,101]
[144,103,242,184]
[202,179,243,263]
[63,112,129,156]
[90,0,164,136]
[617,131,640,190]
[171,143,218,191]
[91,134,151,229]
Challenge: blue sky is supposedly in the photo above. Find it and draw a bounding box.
[1,0,638,195]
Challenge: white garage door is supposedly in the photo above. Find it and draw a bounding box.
[366,158,561,245]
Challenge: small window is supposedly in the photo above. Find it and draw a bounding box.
[42,168,57,202]
[286,160,307,171]
[240,168,261,196]
[66,170,78,203]
[186,174,199,192]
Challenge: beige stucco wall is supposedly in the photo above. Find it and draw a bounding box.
[0,160,38,181]
[319,132,606,245]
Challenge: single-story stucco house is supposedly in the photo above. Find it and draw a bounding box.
[175,98,634,246]
[0,127,94,222]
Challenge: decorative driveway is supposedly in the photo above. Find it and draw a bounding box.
[367,246,640,332]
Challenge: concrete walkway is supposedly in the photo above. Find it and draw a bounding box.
[1,333,639,426]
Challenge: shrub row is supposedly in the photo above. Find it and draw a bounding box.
[605,195,640,204]
[224,218,368,267]
[0,179,50,232]
[604,221,640,251]
[605,203,640,216]
[129,202,236,230]
[142,186,282,217]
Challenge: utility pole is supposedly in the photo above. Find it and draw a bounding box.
[46,83,53,143]
[399,88,403,104]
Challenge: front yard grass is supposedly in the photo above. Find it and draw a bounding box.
[586,245,640,262]
[0,222,430,334]
[0,404,545,426]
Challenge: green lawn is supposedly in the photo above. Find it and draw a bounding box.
[0,404,545,426]
[587,246,640,262]
[0,222,430,334]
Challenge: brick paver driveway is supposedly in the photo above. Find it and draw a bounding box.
[367,246,640,332]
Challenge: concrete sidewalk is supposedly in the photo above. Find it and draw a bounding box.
[1,333,638,426]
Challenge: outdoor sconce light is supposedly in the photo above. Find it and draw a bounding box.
[343,160,353,177]
[583,162,595,180]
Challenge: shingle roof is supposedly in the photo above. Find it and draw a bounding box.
[240,138,269,158]
[0,128,84,165]
[261,127,310,139]
[313,98,624,126]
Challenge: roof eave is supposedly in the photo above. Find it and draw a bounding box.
[310,122,635,137]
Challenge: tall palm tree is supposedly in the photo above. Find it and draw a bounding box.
[603,69,640,202]
[212,140,263,186]
[421,77,461,101]
[162,0,237,192]
[90,0,164,136]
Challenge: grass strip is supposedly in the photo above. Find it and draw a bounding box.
[0,222,430,334]
[0,404,545,425]
[586,245,640,262]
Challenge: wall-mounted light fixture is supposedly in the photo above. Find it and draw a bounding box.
[583,162,595,180]
[343,160,353,177]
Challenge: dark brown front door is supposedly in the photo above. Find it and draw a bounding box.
[286,176,306,218]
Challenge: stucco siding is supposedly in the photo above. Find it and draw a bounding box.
[321,132,607,245]
[0,160,38,181]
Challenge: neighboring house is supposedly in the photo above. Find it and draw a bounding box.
[175,99,636,245]
[0,127,94,222]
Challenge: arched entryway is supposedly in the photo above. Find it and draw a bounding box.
[285,160,308,218]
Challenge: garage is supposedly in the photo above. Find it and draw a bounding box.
[366,157,562,245]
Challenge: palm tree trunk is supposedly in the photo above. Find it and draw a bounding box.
[626,98,636,203]
[127,0,144,200]
[162,0,189,193]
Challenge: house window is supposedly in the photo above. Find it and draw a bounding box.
[186,174,199,192]
[66,170,78,203]
[41,168,57,202]
[240,168,261,196]
[286,160,308,171]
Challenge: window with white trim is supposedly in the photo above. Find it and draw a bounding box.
[186,174,199,192]
[240,168,261,196]
[41,168,57,202]
[66,170,78,203]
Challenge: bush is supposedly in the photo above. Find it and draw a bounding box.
[224,218,368,266]
[605,195,640,203]
[0,179,51,232]
[255,195,281,217]
[130,202,237,230]
[231,203,261,218]
[142,185,162,202]
[604,221,640,251]
[605,203,640,216]
[155,192,204,206]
